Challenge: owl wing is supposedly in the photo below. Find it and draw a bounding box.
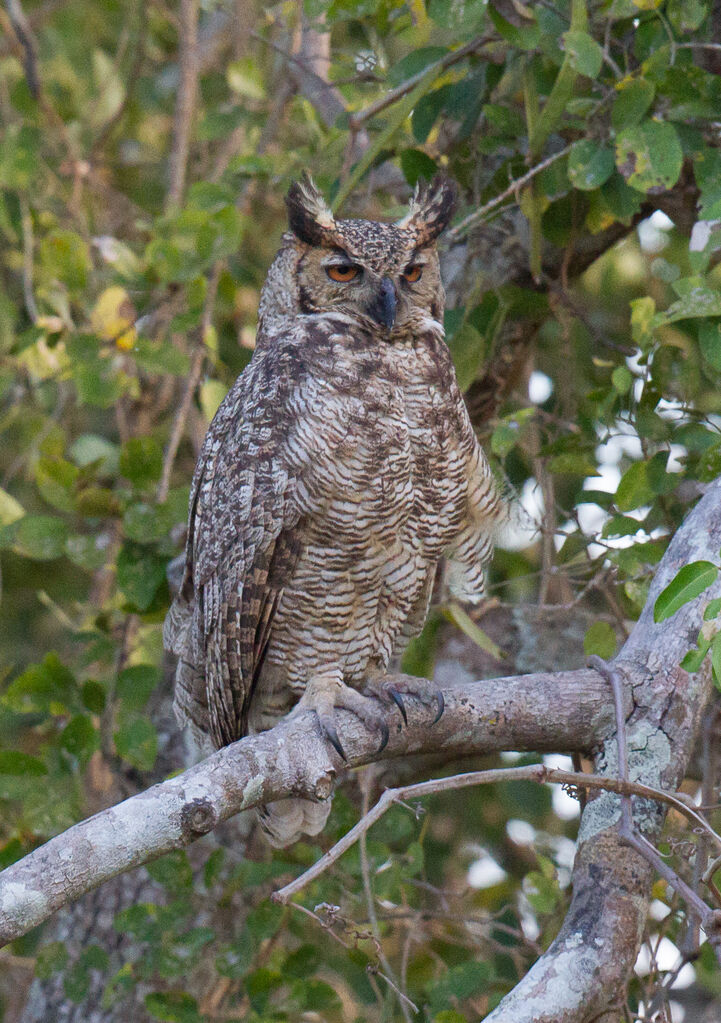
[165,319,356,748]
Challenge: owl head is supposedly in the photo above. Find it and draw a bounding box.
[268,174,456,337]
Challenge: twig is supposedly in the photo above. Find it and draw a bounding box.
[165,0,199,211]
[370,965,420,1016]
[156,261,221,503]
[446,146,572,242]
[19,196,39,323]
[359,771,414,1021]
[348,36,491,131]
[4,0,39,98]
[273,763,721,904]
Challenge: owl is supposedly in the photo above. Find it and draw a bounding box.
[163,175,506,846]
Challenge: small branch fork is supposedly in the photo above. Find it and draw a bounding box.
[588,654,721,963]
[273,764,721,905]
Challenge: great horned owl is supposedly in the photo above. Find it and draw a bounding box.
[164,176,505,846]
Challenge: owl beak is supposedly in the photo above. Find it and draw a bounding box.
[367,277,397,329]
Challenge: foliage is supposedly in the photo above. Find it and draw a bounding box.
[1,0,721,1019]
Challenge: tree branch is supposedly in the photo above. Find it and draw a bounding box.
[0,480,719,1020]
[483,477,721,1022]
[0,665,610,948]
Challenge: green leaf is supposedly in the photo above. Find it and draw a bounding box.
[123,502,173,543]
[69,434,119,474]
[3,653,76,713]
[146,850,193,890]
[0,751,47,776]
[0,514,69,560]
[583,621,617,659]
[119,437,163,487]
[615,120,683,193]
[567,140,615,191]
[699,321,721,371]
[116,664,161,710]
[227,58,265,100]
[39,230,91,291]
[81,679,106,713]
[400,148,438,187]
[548,452,600,476]
[612,78,655,129]
[60,714,99,761]
[116,544,167,611]
[655,287,721,325]
[654,561,719,623]
[615,453,675,512]
[667,0,708,33]
[447,322,486,391]
[681,634,711,672]
[704,598,721,621]
[65,535,108,572]
[145,991,202,1023]
[35,941,68,980]
[612,365,633,393]
[35,456,79,513]
[712,632,721,690]
[132,338,191,377]
[428,0,486,32]
[427,961,492,1013]
[563,30,603,79]
[114,717,158,771]
[488,4,541,49]
[387,47,447,87]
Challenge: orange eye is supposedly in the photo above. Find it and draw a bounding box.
[403,265,422,283]
[327,264,360,282]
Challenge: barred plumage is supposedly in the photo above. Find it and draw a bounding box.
[164,176,505,846]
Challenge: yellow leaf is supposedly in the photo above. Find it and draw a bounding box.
[91,286,137,349]
[0,487,25,526]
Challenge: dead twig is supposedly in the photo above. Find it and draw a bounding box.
[273,763,721,904]
[446,146,572,243]
[348,36,491,131]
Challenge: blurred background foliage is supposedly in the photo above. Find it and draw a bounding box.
[1,0,721,1020]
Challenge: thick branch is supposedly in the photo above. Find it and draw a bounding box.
[484,477,721,1023]
[0,667,610,947]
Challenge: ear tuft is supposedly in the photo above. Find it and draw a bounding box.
[396,174,457,245]
[285,174,337,246]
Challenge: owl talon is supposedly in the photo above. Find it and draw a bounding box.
[323,721,348,762]
[387,687,408,725]
[433,690,445,725]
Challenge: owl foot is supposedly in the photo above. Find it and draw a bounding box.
[366,674,445,727]
[292,671,390,763]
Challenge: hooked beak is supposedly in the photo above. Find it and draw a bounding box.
[367,277,397,329]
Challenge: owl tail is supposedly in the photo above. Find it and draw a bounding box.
[256,797,332,848]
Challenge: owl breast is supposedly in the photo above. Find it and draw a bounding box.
[249,325,471,732]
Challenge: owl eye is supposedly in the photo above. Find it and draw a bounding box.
[327,264,361,282]
[403,264,423,283]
